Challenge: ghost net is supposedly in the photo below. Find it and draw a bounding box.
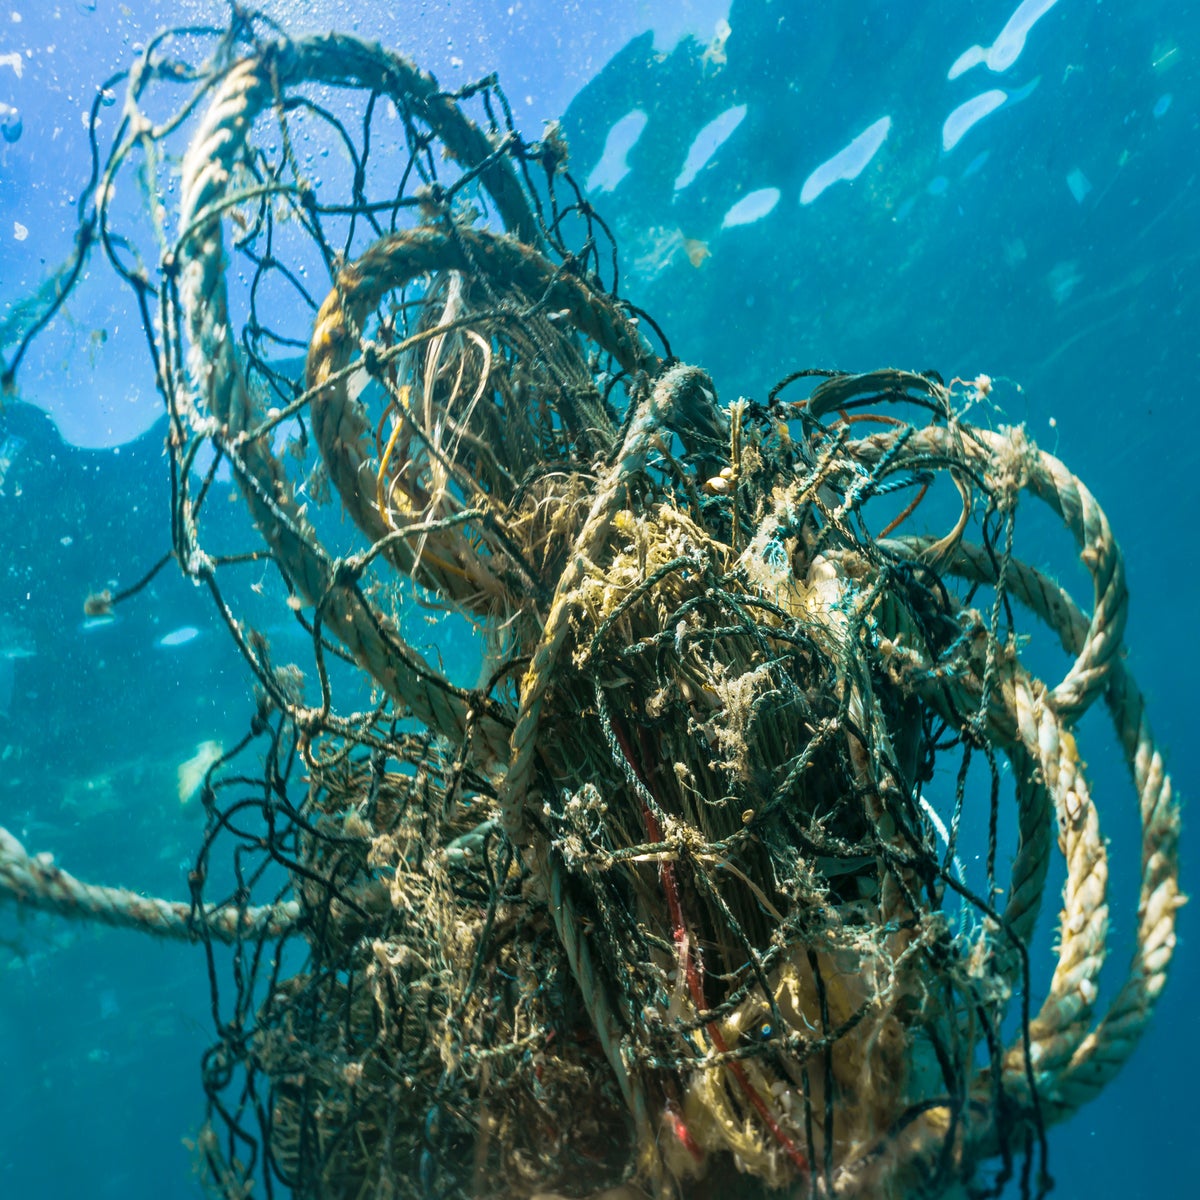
[0,12,1181,1200]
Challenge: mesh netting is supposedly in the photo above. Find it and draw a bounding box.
[0,12,1181,1200]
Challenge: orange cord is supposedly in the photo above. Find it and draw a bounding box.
[879,479,930,538]
[832,408,906,428]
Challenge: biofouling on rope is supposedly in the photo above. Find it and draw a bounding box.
[0,13,1181,1200]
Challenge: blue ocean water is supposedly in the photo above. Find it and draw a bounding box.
[0,2,1195,1198]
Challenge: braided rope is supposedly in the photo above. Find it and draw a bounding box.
[173,62,739,1188]
[852,489,1179,1186]
[873,413,1142,1085]
[793,406,1132,1194]
[1007,656,1109,1071]
[174,42,711,1188]
[175,45,528,763]
[1049,651,1180,1115]
[303,226,656,607]
[0,826,299,943]
[500,364,712,840]
[853,418,1127,722]
[916,540,1182,1123]
[884,604,1109,1157]
[477,366,715,1180]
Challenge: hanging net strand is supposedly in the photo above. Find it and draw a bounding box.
[0,12,1182,1200]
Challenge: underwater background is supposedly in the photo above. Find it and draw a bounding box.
[0,1,1195,1197]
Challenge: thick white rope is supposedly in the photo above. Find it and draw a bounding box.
[0,826,299,943]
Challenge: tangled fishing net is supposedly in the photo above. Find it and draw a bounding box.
[0,11,1182,1200]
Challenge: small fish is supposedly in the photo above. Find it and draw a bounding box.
[0,618,35,661]
[178,739,224,807]
[79,613,118,633]
[156,625,200,648]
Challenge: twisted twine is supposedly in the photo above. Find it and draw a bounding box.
[0,826,299,943]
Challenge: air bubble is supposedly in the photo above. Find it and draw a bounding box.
[0,102,21,144]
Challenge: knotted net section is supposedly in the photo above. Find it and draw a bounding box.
[0,12,1181,1200]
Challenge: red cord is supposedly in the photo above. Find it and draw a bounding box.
[665,1099,705,1162]
[611,719,808,1173]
